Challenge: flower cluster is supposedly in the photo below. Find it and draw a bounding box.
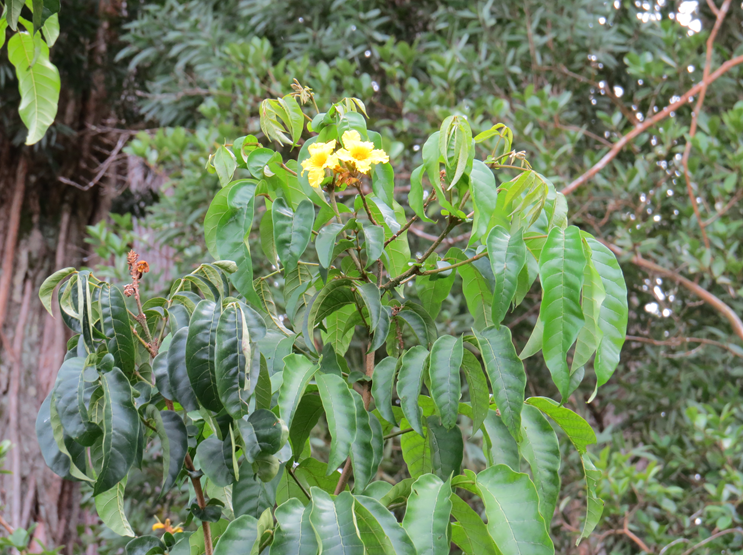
[300,130,389,188]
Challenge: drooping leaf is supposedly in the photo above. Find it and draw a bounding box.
[402,474,452,555]
[362,224,385,268]
[51,357,100,446]
[519,405,560,527]
[234,463,284,519]
[36,394,77,479]
[94,368,139,495]
[354,495,417,555]
[289,393,324,461]
[427,416,463,479]
[450,493,498,555]
[213,146,237,186]
[396,346,428,436]
[309,489,364,554]
[460,349,489,433]
[429,335,463,429]
[186,300,223,412]
[525,397,597,454]
[476,465,554,555]
[469,160,498,244]
[39,267,75,316]
[278,354,319,431]
[481,410,520,470]
[212,515,259,555]
[578,453,604,544]
[95,476,134,537]
[215,302,251,418]
[273,197,315,273]
[316,373,357,473]
[349,389,379,492]
[487,226,527,326]
[539,226,586,400]
[400,416,432,478]
[99,284,136,377]
[474,325,526,441]
[303,279,356,353]
[167,327,199,411]
[146,407,188,495]
[270,499,318,555]
[572,256,606,375]
[315,223,345,269]
[196,435,235,487]
[454,249,493,331]
[371,356,397,425]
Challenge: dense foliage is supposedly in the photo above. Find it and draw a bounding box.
[37,88,630,554]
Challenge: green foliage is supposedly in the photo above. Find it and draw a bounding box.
[36,92,628,554]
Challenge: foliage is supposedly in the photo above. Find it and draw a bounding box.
[36,88,629,553]
[0,0,61,144]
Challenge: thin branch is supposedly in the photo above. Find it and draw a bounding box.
[626,334,743,359]
[384,428,413,440]
[288,466,312,500]
[603,241,743,342]
[334,458,353,495]
[680,527,743,555]
[704,187,743,226]
[563,55,743,195]
[419,251,488,275]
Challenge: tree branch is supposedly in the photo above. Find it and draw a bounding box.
[680,527,743,555]
[626,334,743,359]
[563,55,743,195]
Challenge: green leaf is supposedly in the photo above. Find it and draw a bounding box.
[525,397,597,454]
[400,416,432,478]
[196,435,235,487]
[316,223,345,268]
[450,493,498,555]
[167,327,199,411]
[255,358,272,410]
[243,409,288,456]
[429,335,463,429]
[215,303,251,418]
[487,226,527,326]
[474,325,525,441]
[396,346,428,436]
[349,390,380,493]
[355,282,383,333]
[213,515,258,555]
[362,224,385,268]
[289,393,324,461]
[8,32,60,145]
[204,180,239,259]
[95,476,134,537]
[39,267,75,316]
[36,394,80,479]
[316,373,357,473]
[460,349,489,433]
[371,356,397,425]
[234,463,283,519]
[539,226,587,400]
[100,284,136,377]
[477,465,554,555]
[94,368,139,495]
[270,499,318,555]
[578,454,604,544]
[584,236,628,392]
[409,166,435,223]
[402,474,452,555]
[427,416,463,479]
[6,0,24,30]
[482,410,519,470]
[146,407,188,495]
[259,205,278,265]
[354,495,417,555]
[51,357,100,446]
[213,146,237,186]
[321,304,356,356]
[273,197,315,273]
[186,300,223,412]
[309,489,364,554]
[572,255,606,373]
[189,520,230,555]
[520,316,543,360]
[454,249,493,331]
[519,405,560,526]
[278,354,318,431]
[126,536,165,555]
[470,160,498,244]
[303,279,356,353]
[400,302,438,347]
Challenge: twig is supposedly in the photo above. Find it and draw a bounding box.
[419,251,488,275]
[626,334,743,359]
[704,187,743,226]
[383,428,413,440]
[288,466,312,500]
[334,458,353,495]
[563,55,743,195]
[680,527,743,555]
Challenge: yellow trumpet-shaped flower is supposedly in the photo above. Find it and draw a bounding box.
[301,139,338,188]
[152,518,183,534]
[336,131,389,174]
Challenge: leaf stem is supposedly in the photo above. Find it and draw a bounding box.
[288,466,312,500]
[383,427,413,440]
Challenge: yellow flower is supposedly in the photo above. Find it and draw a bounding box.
[152,518,183,534]
[300,139,338,188]
[336,131,389,174]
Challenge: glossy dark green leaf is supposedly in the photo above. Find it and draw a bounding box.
[309,489,364,554]
[539,226,586,400]
[470,160,498,244]
[396,346,428,436]
[477,466,554,555]
[125,536,164,555]
[525,397,597,454]
[400,416,432,478]
[429,335,463,429]
[48,394,91,482]
[94,368,139,495]
[350,389,380,493]
[354,495,417,555]
[269,499,318,555]
[254,356,272,410]
[316,373,357,472]
[362,224,385,268]
[196,435,235,487]
[454,249,493,331]
[400,302,438,346]
[259,205,278,265]
[371,356,397,425]
[487,226,527,326]
[146,407,187,495]
[460,349,489,433]
[212,515,258,555]
[303,279,356,353]
[95,476,134,537]
[584,236,628,393]
[36,394,76,479]
[234,463,283,519]
[368,306,391,353]
[519,405,560,526]
[288,393,324,461]
[408,166,434,223]
[278,354,319,431]
[316,223,345,268]
[152,349,173,401]
[215,302,251,418]
[186,300,223,412]
[273,197,315,273]
[482,410,520,469]
[450,493,498,555]
[51,356,100,446]
[402,474,452,555]
[167,327,199,411]
[276,458,340,505]
[474,325,525,441]
[99,284,136,377]
[356,282,383,333]
[427,415,463,479]
[247,409,289,455]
